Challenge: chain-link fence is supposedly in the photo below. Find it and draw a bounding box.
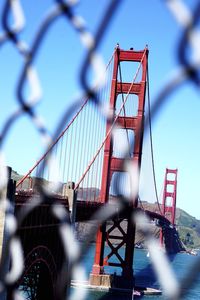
[0,1,200,299]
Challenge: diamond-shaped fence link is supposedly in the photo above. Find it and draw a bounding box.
[0,0,200,299]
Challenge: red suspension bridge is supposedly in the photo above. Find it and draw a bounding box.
[10,46,184,297]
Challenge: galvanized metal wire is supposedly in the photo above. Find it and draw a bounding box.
[0,0,200,299]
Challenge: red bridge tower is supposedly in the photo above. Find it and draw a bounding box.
[90,46,148,288]
[160,168,178,245]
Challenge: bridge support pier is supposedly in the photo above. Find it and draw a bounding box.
[89,273,113,288]
[90,272,135,289]
[90,274,135,289]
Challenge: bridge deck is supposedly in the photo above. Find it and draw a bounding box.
[15,192,131,221]
[15,191,185,254]
[15,191,169,222]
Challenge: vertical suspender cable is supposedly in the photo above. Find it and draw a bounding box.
[62,133,68,183]
[68,121,73,181]
[74,104,83,185]
[88,102,96,201]
[73,108,82,183]
[84,103,90,203]
[59,136,64,182]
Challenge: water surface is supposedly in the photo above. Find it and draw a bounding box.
[75,245,200,299]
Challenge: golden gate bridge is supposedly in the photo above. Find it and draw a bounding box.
[4,46,185,299]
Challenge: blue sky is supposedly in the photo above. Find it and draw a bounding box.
[1,0,200,219]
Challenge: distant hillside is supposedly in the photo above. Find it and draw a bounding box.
[176,208,200,249]
[139,202,200,249]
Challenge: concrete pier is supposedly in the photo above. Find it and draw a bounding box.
[89,274,113,288]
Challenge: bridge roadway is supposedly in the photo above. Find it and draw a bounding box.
[15,190,185,254]
[15,190,171,221]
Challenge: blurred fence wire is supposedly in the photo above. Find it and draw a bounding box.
[0,0,200,299]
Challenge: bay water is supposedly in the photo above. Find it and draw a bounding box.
[75,244,200,299]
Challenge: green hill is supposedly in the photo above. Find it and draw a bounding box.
[140,202,200,249]
[176,208,200,249]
